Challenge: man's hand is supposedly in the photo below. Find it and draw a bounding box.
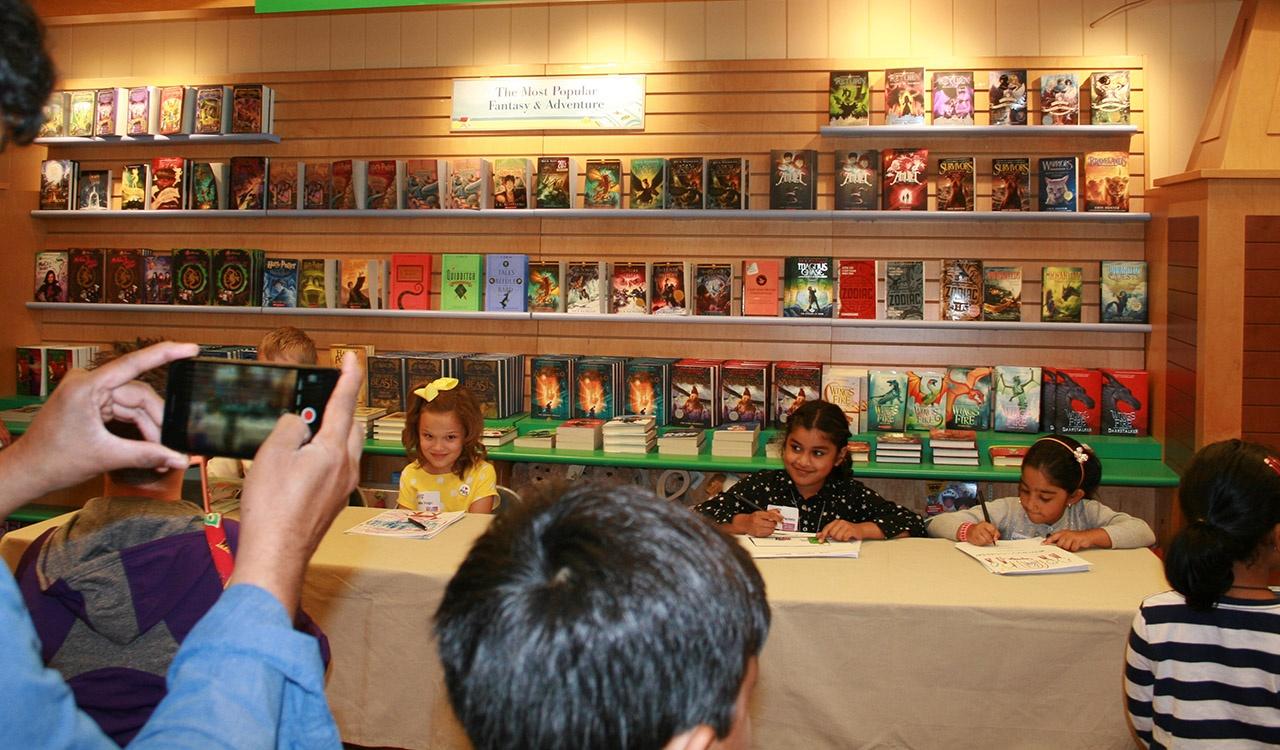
[229,353,364,616]
[0,342,198,515]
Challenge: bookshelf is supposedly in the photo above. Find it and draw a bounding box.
[34,134,281,146]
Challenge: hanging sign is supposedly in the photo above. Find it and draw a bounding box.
[451,75,645,131]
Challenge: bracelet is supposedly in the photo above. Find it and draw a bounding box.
[957,522,974,542]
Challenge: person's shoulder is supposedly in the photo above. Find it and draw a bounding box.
[469,460,497,480]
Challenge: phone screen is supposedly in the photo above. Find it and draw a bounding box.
[163,357,340,459]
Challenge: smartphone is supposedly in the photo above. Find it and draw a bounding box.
[162,357,341,459]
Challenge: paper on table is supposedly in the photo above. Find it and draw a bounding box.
[742,532,861,559]
[345,509,466,540]
[955,538,1092,575]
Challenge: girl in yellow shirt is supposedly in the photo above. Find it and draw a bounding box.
[397,377,496,513]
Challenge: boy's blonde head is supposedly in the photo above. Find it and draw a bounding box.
[258,326,317,365]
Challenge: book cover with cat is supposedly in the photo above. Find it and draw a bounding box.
[882,149,928,211]
[1083,151,1129,212]
[991,158,1031,211]
[935,157,974,211]
[828,71,870,126]
[1038,156,1078,212]
[989,70,1028,125]
[1040,73,1079,125]
[884,67,926,125]
[835,150,878,210]
[930,71,974,126]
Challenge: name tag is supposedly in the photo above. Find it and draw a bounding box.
[767,504,800,532]
[416,491,442,513]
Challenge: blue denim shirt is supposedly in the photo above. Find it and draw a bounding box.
[0,568,340,749]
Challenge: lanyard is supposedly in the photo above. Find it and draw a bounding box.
[202,513,235,588]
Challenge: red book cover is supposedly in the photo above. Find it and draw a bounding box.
[105,248,142,304]
[390,253,432,310]
[149,157,186,210]
[367,159,399,209]
[1055,368,1102,434]
[1101,369,1148,436]
[741,259,779,316]
[771,360,823,429]
[837,259,876,319]
[720,360,769,428]
[881,149,928,211]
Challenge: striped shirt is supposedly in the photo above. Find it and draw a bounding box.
[1125,589,1280,748]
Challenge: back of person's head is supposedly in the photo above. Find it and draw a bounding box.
[435,482,770,750]
[258,326,317,364]
[1023,435,1103,498]
[785,399,853,478]
[0,0,55,149]
[93,339,178,490]
[1166,439,1280,610]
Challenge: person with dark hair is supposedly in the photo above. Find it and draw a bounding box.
[1124,439,1280,747]
[926,435,1154,550]
[695,400,923,541]
[436,482,769,750]
[0,0,56,149]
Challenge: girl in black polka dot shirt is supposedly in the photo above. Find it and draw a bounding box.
[695,400,924,541]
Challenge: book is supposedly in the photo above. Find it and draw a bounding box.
[40,160,76,210]
[142,251,173,305]
[956,539,1092,575]
[67,90,95,137]
[610,261,648,314]
[230,84,266,134]
[298,258,335,308]
[125,87,158,135]
[1041,265,1083,323]
[515,429,556,450]
[189,162,227,210]
[330,159,358,209]
[720,361,769,428]
[989,445,1028,467]
[535,156,575,209]
[782,257,833,318]
[741,259,779,317]
[905,369,947,430]
[527,260,563,313]
[95,88,125,136]
[1038,156,1078,212]
[1040,73,1079,125]
[150,157,187,211]
[263,257,299,307]
[742,534,862,559]
[989,70,1028,126]
[367,354,406,413]
[884,260,924,320]
[440,254,484,311]
[1083,151,1130,212]
[628,157,665,210]
[867,370,908,431]
[650,261,690,315]
[565,261,605,313]
[573,359,620,420]
[485,253,528,312]
[945,366,993,431]
[837,259,876,319]
[583,159,622,209]
[882,149,928,211]
[40,92,66,138]
[940,259,982,321]
[345,509,466,539]
[173,248,211,305]
[480,425,518,448]
[929,429,977,449]
[876,432,922,453]
[1100,260,1148,323]
[828,71,870,126]
[491,157,530,209]
[557,418,605,450]
[625,358,673,424]
[769,150,817,210]
[666,157,705,209]
[389,253,432,310]
[1090,70,1130,125]
[120,163,149,211]
[773,361,822,429]
[15,347,45,396]
[1101,369,1149,436]
[67,249,104,303]
[993,365,1042,432]
[405,159,444,209]
[936,157,975,211]
[303,162,331,210]
[822,364,868,432]
[213,249,255,306]
[75,169,111,210]
[446,158,490,209]
[885,67,926,125]
[706,157,749,209]
[1042,368,1059,433]
[105,248,142,304]
[982,265,1022,321]
[158,85,194,135]
[194,85,232,134]
[834,150,878,210]
[1055,368,1102,434]
[34,251,68,302]
[670,360,720,427]
[229,156,266,210]
[693,262,732,316]
[931,71,974,126]
[268,160,299,211]
[331,344,375,408]
[658,429,704,456]
[991,157,1031,212]
[530,356,573,420]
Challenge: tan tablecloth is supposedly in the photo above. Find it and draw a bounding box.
[3,508,1168,749]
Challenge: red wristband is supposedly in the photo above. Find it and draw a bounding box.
[957,522,974,542]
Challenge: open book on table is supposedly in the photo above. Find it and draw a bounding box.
[955,538,1092,575]
[741,531,861,559]
[345,509,465,540]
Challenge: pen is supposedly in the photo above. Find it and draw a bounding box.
[403,514,430,531]
[979,497,993,525]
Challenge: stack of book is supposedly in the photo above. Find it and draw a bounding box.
[658,428,705,456]
[989,445,1028,467]
[602,415,657,454]
[711,424,760,457]
[764,433,785,458]
[373,412,406,442]
[557,418,605,450]
[462,353,525,419]
[0,403,42,428]
[848,440,872,463]
[514,428,556,449]
[481,425,517,448]
[874,433,923,464]
[15,344,100,397]
[199,344,257,359]
[929,429,979,466]
[353,406,387,439]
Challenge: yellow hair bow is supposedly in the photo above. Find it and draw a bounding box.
[414,377,459,402]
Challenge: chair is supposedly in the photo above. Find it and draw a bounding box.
[356,485,400,509]
[494,485,522,513]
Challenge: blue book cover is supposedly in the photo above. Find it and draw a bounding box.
[994,365,1041,433]
[1037,157,1078,212]
[867,369,907,431]
[262,257,299,308]
[484,253,528,312]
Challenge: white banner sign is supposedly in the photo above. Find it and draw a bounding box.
[451,75,645,131]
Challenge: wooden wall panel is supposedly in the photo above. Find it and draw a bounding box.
[1165,216,1198,470]
[1243,215,1280,449]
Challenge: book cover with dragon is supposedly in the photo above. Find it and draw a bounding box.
[945,366,992,431]
[982,265,1022,321]
[994,365,1042,433]
[867,369,908,431]
[905,369,946,430]
[1041,265,1083,322]
[1101,369,1148,436]
[1055,368,1102,434]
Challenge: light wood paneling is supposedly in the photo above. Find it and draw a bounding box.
[787,0,829,59]
[437,9,475,67]
[508,6,549,64]
[226,16,262,75]
[366,12,405,69]
[954,0,997,57]
[664,1,706,61]
[1164,215,1198,471]
[259,15,299,73]
[330,13,367,70]
[996,0,1039,56]
[744,0,786,59]
[867,0,910,58]
[586,4,624,63]
[910,0,953,57]
[547,5,588,64]
[296,14,332,72]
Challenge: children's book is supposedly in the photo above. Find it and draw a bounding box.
[782,257,833,318]
[149,156,187,211]
[1040,73,1079,125]
[994,365,1042,433]
[885,67,926,125]
[173,248,211,305]
[1042,368,1059,433]
[440,253,484,311]
[405,159,444,209]
[905,369,946,431]
[989,70,1028,126]
[1100,260,1147,323]
[821,365,868,433]
[610,262,648,314]
[387,253,431,311]
[15,348,46,397]
[95,88,125,136]
[720,361,769,428]
[625,358,673,424]
[330,159,358,210]
[527,260,563,313]
[834,149,878,210]
[940,259,982,321]
[882,149,928,211]
[158,85,193,135]
[1090,71,1130,125]
[828,71,870,126]
[666,157,705,209]
[1055,368,1102,434]
[573,359,618,420]
[867,370,908,431]
[125,86,157,135]
[936,157,975,211]
[366,159,403,210]
[367,354,406,414]
[1038,157,1078,212]
[837,259,876,319]
[75,170,111,210]
[491,157,530,209]
[772,361,822,429]
[41,92,66,138]
[884,260,924,320]
[670,360,720,427]
[956,539,1092,575]
[213,249,254,306]
[189,162,227,210]
[629,158,665,209]
[982,266,1022,321]
[651,261,690,315]
[345,509,465,540]
[263,257,299,308]
[298,258,334,308]
[530,356,574,420]
[1041,265,1083,323]
[693,262,733,316]
[1084,151,1130,212]
[446,158,490,209]
[583,159,622,209]
[229,156,266,210]
[741,259,779,317]
[769,150,817,210]
[40,159,76,210]
[1101,369,1149,436]
[945,366,993,431]
[68,90,95,137]
[267,160,299,211]
[484,253,528,312]
[68,249,104,304]
[535,156,575,209]
[142,251,172,305]
[303,162,331,210]
[565,260,605,314]
[991,157,1031,211]
[105,249,142,304]
[931,71,974,126]
[120,163,149,210]
[231,84,266,133]
[194,85,231,134]
[34,251,68,302]
[706,157,749,209]
[743,534,862,559]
